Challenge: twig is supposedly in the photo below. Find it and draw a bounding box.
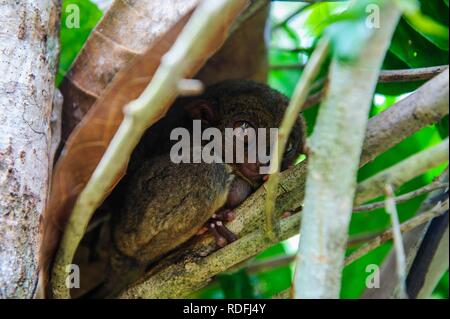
[302,89,325,110]
[354,182,449,212]
[225,229,382,274]
[270,63,307,71]
[345,198,449,266]
[264,37,330,242]
[356,138,449,205]
[50,0,250,299]
[271,65,448,115]
[384,184,408,299]
[273,288,291,299]
[270,46,313,54]
[270,65,448,83]
[293,2,401,299]
[378,65,448,83]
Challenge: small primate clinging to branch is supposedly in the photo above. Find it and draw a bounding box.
[89,80,306,298]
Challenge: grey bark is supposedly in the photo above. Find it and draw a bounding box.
[0,0,60,298]
[294,3,401,298]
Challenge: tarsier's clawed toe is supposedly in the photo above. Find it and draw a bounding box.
[207,221,238,248]
[215,221,238,243]
[207,222,228,247]
[212,209,236,223]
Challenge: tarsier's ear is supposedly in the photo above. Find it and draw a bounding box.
[184,99,216,125]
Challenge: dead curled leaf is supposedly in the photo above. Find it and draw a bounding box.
[60,0,200,142]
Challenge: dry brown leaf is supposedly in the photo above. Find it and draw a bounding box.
[60,0,199,142]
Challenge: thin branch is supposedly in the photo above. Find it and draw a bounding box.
[354,182,449,213]
[294,2,401,299]
[264,37,330,241]
[270,46,313,54]
[356,138,449,205]
[50,0,250,299]
[270,65,448,83]
[384,184,408,299]
[345,198,449,266]
[378,65,449,83]
[362,169,449,299]
[225,229,385,275]
[270,63,306,71]
[302,89,325,110]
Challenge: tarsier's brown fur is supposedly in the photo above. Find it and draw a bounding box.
[89,80,306,298]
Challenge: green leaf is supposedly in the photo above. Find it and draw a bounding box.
[405,11,449,50]
[326,19,373,62]
[301,2,349,38]
[218,270,257,299]
[253,244,293,298]
[419,0,449,26]
[390,18,449,68]
[57,0,103,85]
[324,0,392,62]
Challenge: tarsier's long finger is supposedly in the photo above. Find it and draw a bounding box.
[208,223,228,247]
[215,221,238,244]
[212,209,236,223]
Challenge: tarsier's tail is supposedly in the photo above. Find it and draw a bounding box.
[83,248,145,299]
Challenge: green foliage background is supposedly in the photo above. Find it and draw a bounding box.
[59,0,449,299]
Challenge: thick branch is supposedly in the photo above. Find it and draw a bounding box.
[361,69,449,166]
[294,3,401,299]
[0,0,60,298]
[120,214,301,298]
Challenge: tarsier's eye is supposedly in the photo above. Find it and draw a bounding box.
[234,121,251,132]
[285,140,294,154]
[233,121,256,144]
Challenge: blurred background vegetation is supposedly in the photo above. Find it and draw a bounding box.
[59,0,449,299]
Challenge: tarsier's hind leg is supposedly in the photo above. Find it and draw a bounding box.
[83,247,145,299]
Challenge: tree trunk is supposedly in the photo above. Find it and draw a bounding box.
[0,0,60,298]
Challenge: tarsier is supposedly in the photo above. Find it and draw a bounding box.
[91,80,306,298]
